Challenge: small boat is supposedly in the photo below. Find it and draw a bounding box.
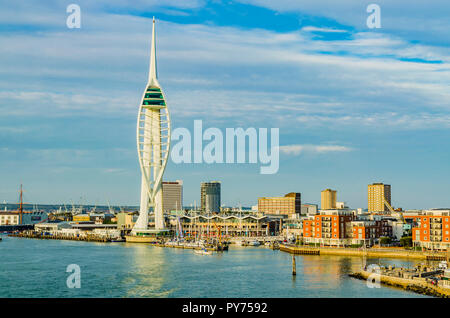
[111,238,125,242]
[438,261,448,269]
[264,241,271,246]
[248,240,260,246]
[194,248,213,255]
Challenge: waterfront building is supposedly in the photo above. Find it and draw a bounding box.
[73,214,90,223]
[258,192,301,217]
[117,212,137,231]
[21,211,49,225]
[351,217,393,246]
[321,189,336,210]
[201,181,221,213]
[0,212,19,225]
[132,17,171,236]
[411,209,450,250]
[162,180,183,212]
[368,183,391,212]
[302,209,355,246]
[35,221,72,233]
[168,211,280,238]
[301,204,318,216]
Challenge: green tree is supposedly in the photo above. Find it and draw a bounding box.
[400,236,412,247]
[380,237,391,245]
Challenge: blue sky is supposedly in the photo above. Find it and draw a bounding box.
[0,0,449,209]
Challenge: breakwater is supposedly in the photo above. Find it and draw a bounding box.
[349,270,449,298]
[279,244,447,260]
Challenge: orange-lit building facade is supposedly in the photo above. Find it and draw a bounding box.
[302,210,354,245]
[258,193,301,217]
[411,209,450,250]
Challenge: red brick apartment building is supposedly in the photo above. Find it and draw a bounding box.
[409,209,450,250]
[302,210,394,246]
[351,219,392,246]
[302,209,354,246]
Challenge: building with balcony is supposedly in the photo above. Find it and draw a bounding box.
[411,209,450,250]
[302,209,355,246]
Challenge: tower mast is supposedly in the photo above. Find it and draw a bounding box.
[131,17,171,237]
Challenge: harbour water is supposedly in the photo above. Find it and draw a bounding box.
[0,234,428,298]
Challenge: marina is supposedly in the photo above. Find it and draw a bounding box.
[0,234,431,298]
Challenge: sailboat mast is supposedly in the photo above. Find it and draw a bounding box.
[19,184,23,225]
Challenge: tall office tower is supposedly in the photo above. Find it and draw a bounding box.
[258,193,301,217]
[321,189,337,210]
[368,183,391,213]
[162,180,183,213]
[201,182,221,213]
[132,18,171,235]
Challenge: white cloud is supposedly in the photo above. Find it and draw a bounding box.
[279,144,353,155]
[301,26,348,33]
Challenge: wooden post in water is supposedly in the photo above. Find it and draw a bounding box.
[292,255,296,276]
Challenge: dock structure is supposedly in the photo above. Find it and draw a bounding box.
[9,231,112,243]
[279,244,447,260]
[280,244,319,255]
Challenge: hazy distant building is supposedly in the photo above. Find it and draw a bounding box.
[368,183,391,212]
[321,189,337,210]
[162,180,183,212]
[301,204,318,216]
[0,212,19,225]
[201,181,221,213]
[336,202,346,209]
[258,193,301,217]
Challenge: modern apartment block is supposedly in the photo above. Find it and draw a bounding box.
[258,192,301,217]
[302,209,354,245]
[351,218,392,246]
[411,209,450,250]
[162,180,183,212]
[321,189,337,210]
[201,181,221,213]
[368,183,391,212]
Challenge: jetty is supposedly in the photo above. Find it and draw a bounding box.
[279,244,447,260]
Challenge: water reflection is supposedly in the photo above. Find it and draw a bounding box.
[123,244,174,297]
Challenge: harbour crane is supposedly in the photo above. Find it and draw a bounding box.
[384,197,405,223]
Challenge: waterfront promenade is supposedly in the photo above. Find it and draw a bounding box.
[279,244,448,261]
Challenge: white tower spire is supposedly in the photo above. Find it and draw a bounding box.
[131,17,171,237]
[149,17,158,86]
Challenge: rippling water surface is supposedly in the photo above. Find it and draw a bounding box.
[0,235,428,298]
